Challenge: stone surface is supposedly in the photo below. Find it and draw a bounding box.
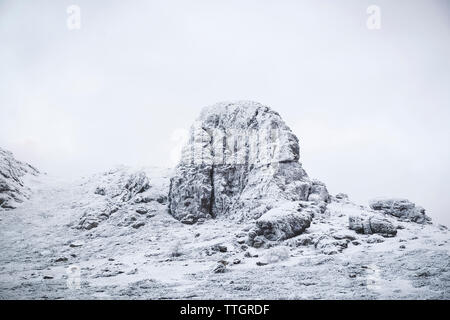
[168,101,328,223]
[247,202,313,246]
[369,198,431,224]
[0,148,39,209]
[77,167,170,230]
[349,215,397,237]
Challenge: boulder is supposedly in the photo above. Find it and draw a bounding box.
[349,215,397,237]
[314,235,349,255]
[369,198,431,224]
[308,180,330,203]
[335,193,349,200]
[247,202,313,246]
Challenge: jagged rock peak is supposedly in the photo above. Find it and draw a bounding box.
[179,101,300,166]
[169,101,329,226]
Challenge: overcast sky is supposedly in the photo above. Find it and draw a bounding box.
[1,0,449,224]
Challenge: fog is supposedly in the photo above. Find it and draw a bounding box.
[1,0,449,224]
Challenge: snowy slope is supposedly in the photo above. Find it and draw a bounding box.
[0,164,448,299]
[0,101,448,299]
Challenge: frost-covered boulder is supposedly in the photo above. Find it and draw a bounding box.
[0,147,39,209]
[168,101,328,223]
[369,198,431,224]
[308,180,330,203]
[348,215,397,237]
[247,202,313,247]
[314,235,349,255]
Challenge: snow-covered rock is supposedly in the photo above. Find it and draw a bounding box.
[168,101,329,225]
[77,166,170,230]
[0,148,39,209]
[247,202,313,247]
[348,214,397,237]
[369,198,431,224]
[314,235,349,255]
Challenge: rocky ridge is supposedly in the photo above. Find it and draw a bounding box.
[0,148,39,209]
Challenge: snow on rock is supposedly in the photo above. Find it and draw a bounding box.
[0,147,39,209]
[77,166,170,230]
[349,214,397,237]
[369,198,431,224]
[314,235,350,255]
[247,202,313,247]
[168,101,329,232]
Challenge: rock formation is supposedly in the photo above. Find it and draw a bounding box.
[0,148,39,209]
[349,215,397,237]
[77,167,169,230]
[369,198,431,224]
[168,101,329,244]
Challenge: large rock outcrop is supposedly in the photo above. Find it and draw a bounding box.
[0,148,39,209]
[168,101,329,238]
[369,198,431,224]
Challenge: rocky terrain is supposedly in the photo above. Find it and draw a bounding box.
[0,148,39,209]
[0,101,449,300]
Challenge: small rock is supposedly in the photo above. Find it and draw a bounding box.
[43,275,54,279]
[366,235,385,244]
[218,260,228,266]
[180,214,196,225]
[54,257,68,263]
[212,264,226,273]
[335,193,349,200]
[233,259,241,265]
[132,222,145,229]
[94,187,106,196]
[256,261,268,266]
[126,268,138,275]
[84,221,99,230]
[69,240,84,248]
[136,207,148,214]
[212,244,228,252]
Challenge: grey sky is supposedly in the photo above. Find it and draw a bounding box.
[1,0,449,224]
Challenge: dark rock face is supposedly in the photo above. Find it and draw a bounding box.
[168,101,329,225]
[349,215,397,237]
[0,148,39,209]
[369,198,431,224]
